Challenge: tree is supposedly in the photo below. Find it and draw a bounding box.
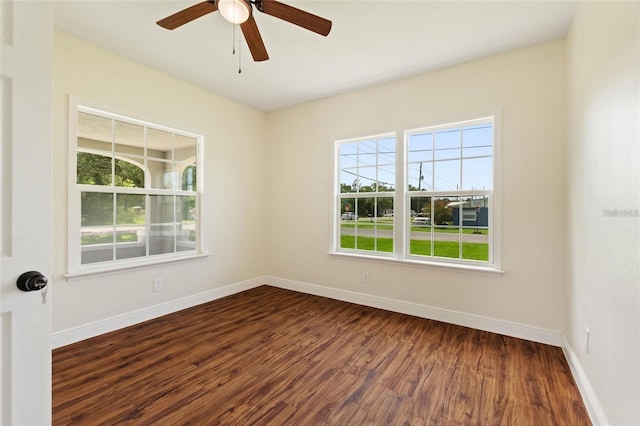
[433,199,452,225]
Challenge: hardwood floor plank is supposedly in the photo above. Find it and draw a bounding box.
[53,286,590,425]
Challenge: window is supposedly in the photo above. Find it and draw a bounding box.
[68,102,203,274]
[334,116,498,270]
[337,134,396,254]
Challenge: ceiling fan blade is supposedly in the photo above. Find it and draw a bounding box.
[259,1,332,36]
[240,15,269,62]
[157,1,218,30]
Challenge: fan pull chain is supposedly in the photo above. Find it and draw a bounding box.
[238,32,242,73]
[232,22,236,55]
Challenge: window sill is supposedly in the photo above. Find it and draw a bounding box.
[65,252,210,281]
[327,251,505,276]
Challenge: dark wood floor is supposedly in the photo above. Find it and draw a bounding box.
[53,286,590,425]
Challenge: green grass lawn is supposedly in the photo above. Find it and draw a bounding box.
[81,232,138,245]
[341,235,488,261]
[340,235,393,252]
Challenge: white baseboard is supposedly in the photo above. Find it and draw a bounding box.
[561,335,608,426]
[264,276,562,347]
[52,277,264,349]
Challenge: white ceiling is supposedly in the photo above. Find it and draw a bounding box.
[54,0,576,112]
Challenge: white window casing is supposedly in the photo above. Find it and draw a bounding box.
[67,97,206,278]
[332,113,502,274]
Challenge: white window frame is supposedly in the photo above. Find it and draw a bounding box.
[67,98,206,277]
[332,114,502,274]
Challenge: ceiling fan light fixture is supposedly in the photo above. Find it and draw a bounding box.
[217,0,251,24]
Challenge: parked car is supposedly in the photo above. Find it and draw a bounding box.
[413,213,430,226]
[341,212,355,220]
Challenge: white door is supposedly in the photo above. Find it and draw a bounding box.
[0,1,53,425]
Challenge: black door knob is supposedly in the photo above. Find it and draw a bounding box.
[17,271,48,292]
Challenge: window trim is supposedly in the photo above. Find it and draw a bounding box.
[332,112,502,273]
[67,97,207,277]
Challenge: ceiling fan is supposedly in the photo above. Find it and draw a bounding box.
[157,0,332,62]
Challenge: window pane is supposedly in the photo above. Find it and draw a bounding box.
[357,197,375,221]
[409,196,431,256]
[339,137,396,195]
[409,229,432,256]
[434,226,460,259]
[408,161,432,191]
[340,170,358,193]
[115,226,146,260]
[378,165,395,191]
[81,192,114,264]
[453,197,489,225]
[378,137,395,165]
[434,160,460,191]
[356,197,375,251]
[77,152,112,186]
[114,121,144,156]
[358,166,377,192]
[462,157,492,190]
[463,124,492,148]
[339,143,358,169]
[116,194,145,225]
[148,160,177,189]
[81,192,113,226]
[149,195,175,255]
[340,197,356,248]
[114,194,146,260]
[375,197,393,252]
[433,196,459,258]
[462,227,489,261]
[147,128,173,160]
[434,196,456,225]
[77,112,112,148]
[462,123,492,158]
[177,196,196,252]
[408,132,433,163]
[411,196,431,218]
[180,165,197,191]
[114,157,144,188]
[358,140,377,169]
[174,134,197,162]
[462,199,489,262]
[434,128,461,160]
[340,198,356,220]
[81,239,114,264]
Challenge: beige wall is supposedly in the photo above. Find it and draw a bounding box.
[52,32,268,332]
[566,2,640,424]
[266,41,567,331]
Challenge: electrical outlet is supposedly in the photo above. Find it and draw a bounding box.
[153,277,163,292]
[361,270,369,284]
[585,327,590,354]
